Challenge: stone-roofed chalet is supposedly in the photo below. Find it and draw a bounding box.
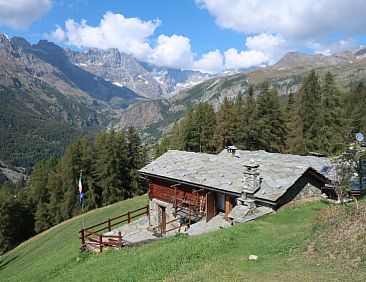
[139,149,336,229]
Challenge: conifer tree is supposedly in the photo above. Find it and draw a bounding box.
[241,85,260,150]
[214,97,237,150]
[256,82,286,152]
[346,82,366,134]
[193,103,216,153]
[28,156,57,232]
[298,70,322,152]
[154,135,171,158]
[284,92,307,154]
[318,72,345,155]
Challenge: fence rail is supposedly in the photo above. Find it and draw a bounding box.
[79,204,149,253]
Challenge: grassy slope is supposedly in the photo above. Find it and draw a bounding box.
[0,195,148,281]
[1,198,364,281]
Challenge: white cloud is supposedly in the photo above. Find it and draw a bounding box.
[61,12,159,61]
[197,0,365,65]
[193,49,224,73]
[0,0,52,30]
[148,34,193,69]
[245,33,285,52]
[48,11,289,72]
[44,25,65,42]
[48,12,195,70]
[224,48,268,70]
[197,0,366,41]
[308,38,358,56]
[221,33,290,70]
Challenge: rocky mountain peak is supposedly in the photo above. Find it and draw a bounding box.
[274,52,313,69]
[10,36,31,51]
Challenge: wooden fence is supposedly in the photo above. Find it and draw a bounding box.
[79,205,149,253]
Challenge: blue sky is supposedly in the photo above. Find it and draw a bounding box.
[1,0,366,73]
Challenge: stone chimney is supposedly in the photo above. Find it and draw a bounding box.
[226,145,238,157]
[242,159,261,194]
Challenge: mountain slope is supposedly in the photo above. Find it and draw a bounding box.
[114,49,366,141]
[66,48,165,99]
[66,48,212,99]
[1,197,364,281]
[0,34,112,167]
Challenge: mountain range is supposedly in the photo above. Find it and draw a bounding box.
[0,33,210,170]
[114,48,366,141]
[2,31,366,172]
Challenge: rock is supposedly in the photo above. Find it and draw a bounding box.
[248,255,258,261]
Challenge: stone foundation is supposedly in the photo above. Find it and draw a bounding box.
[148,198,175,228]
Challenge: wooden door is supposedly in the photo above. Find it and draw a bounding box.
[206,192,215,222]
[225,195,233,221]
[160,206,166,233]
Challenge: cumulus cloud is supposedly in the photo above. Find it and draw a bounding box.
[61,12,159,61]
[193,49,224,73]
[148,34,193,69]
[0,0,52,30]
[196,0,366,41]
[44,25,65,42]
[197,0,364,65]
[48,11,288,72]
[224,49,268,70]
[308,38,358,56]
[221,33,291,70]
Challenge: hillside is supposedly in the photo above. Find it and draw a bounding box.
[0,33,212,168]
[1,196,365,281]
[113,49,366,141]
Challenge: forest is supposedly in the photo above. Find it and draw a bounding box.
[155,70,366,158]
[0,127,147,254]
[1,69,366,254]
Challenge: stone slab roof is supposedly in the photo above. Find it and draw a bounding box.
[219,149,335,180]
[140,150,331,202]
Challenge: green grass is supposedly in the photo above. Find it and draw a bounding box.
[1,198,364,281]
[0,195,148,281]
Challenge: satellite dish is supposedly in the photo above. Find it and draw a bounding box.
[356,132,364,142]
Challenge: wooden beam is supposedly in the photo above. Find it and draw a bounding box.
[225,195,233,222]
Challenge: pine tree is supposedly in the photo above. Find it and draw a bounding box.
[154,135,171,158]
[284,92,307,154]
[241,85,260,150]
[318,72,345,155]
[214,97,237,150]
[345,82,366,135]
[193,103,216,153]
[34,201,51,233]
[256,82,286,152]
[126,127,147,196]
[298,70,322,153]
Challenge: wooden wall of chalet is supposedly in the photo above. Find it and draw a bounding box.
[148,178,207,205]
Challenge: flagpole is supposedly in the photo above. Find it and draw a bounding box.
[80,169,85,228]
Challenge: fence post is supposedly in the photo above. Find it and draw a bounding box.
[118,231,122,249]
[146,204,149,216]
[127,211,131,223]
[99,234,103,253]
[108,218,111,231]
[80,228,85,245]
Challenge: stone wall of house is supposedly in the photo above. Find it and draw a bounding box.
[293,183,322,201]
[148,198,175,228]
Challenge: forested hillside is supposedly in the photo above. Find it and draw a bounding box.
[0,127,147,254]
[155,70,365,157]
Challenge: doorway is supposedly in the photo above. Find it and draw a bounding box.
[158,205,166,233]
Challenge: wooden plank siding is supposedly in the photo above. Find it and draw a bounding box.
[148,178,207,205]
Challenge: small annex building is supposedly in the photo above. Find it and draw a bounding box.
[139,148,336,230]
